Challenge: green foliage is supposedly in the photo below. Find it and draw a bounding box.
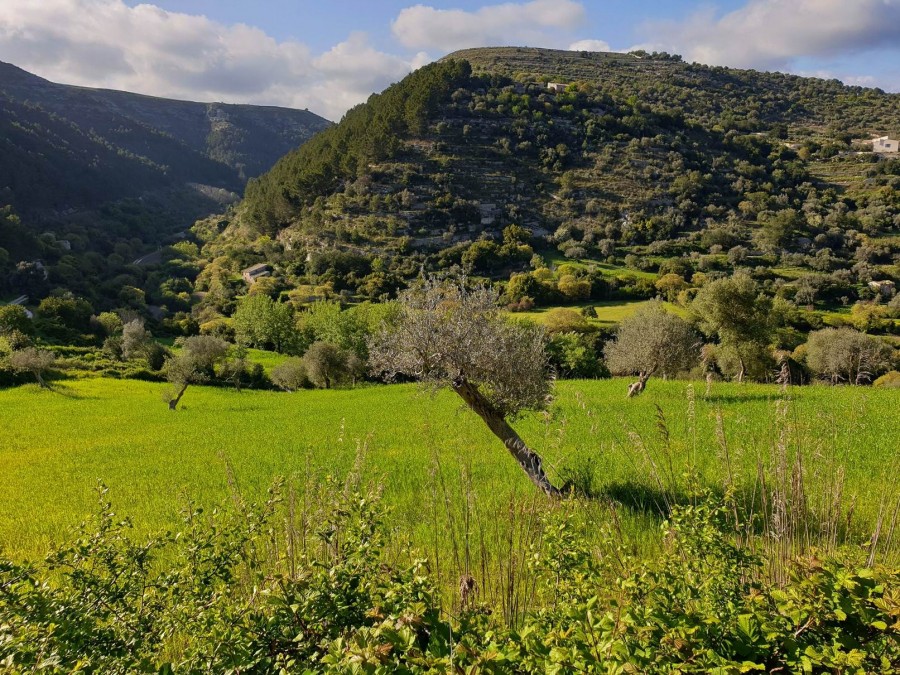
[0,305,32,336]
[805,327,893,384]
[546,331,608,378]
[232,293,297,353]
[270,356,310,391]
[243,60,473,230]
[302,341,361,389]
[1,486,897,672]
[692,273,776,379]
[511,498,900,673]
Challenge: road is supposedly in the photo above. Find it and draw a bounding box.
[4,295,33,318]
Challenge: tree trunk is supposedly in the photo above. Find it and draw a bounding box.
[737,357,746,383]
[627,371,650,398]
[168,383,189,410]
[452,379,562,498]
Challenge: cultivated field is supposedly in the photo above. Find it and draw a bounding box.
[2,378,898,582]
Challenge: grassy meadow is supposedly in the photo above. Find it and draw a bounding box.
[2,377,898,592]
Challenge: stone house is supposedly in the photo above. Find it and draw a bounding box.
[242,263,272,284]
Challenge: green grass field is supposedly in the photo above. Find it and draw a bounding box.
[2,377,898,580]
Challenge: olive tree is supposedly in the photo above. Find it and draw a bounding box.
[163,336,228,410]
[605,301,700,397]
[271,357,310,391]
[805,328,892,384]
[302,342,361,389]
[121,320,152,360]
[691,272,773,382]
[9,347,56,388]
[369,277,561,497]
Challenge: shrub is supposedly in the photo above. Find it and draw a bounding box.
[1,488,897,673]
[805,327,892,384]
[873,370,900,388]
[271,357,311,391]
[302,341,360,389]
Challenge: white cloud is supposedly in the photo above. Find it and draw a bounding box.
[641,0,900,71]
[392,0,586,52]
[0,0,421,120]
[568,39,611,53]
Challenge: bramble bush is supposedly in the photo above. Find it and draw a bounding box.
[1,483,897,672]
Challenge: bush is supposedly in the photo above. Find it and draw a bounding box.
[873,370,900,388]
[1,488,897,673]
[302,341,361,389]
[271,357,311,391]
[805,327,892,384]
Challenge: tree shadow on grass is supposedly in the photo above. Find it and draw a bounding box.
[595,480,689,520]
[703,393,786,405]
[45,382,100,400]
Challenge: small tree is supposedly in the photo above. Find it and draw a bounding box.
[9,347,56,388]
[0,305,32,336]
[805,328,892,384]
[163,336,228,410]
[369,277,561,497]
[121,320,152,361]
[692,272,773,382]
[218,346,254,392]
[605,301,700,396]
[271,357,310,391]
[93,311,123,337]
[302,342,359,389]
[232,294,296,353]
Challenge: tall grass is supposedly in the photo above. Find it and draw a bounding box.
[0,377,897,608]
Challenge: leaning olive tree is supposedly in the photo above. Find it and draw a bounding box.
[163,336,228,410]
[369,277,562,497]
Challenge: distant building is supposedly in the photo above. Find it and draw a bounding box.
[242,263,272,284]
[869,136,899,153]
[546,82,567,93]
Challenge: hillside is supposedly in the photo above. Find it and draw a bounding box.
[210,48,897,313]
[0,60,331,217]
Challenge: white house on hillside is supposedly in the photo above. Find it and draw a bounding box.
[870,136,899,153]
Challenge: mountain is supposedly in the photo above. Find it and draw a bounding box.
[222,48,897,299]
[0,61,332,217]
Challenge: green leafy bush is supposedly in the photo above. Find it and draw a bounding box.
[2,484,897,672]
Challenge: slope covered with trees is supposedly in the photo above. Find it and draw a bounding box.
[230,48,898,295]
[0,60,332,217]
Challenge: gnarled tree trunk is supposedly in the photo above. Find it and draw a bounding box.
[168,383,189,410]
[452,379,562,498]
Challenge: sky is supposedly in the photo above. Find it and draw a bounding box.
[0,0,898,121]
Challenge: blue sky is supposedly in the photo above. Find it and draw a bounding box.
[1,1,898,120]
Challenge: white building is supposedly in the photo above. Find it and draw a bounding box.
[870,136,899,153]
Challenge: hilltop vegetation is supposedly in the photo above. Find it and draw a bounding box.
[212,49,898,318]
